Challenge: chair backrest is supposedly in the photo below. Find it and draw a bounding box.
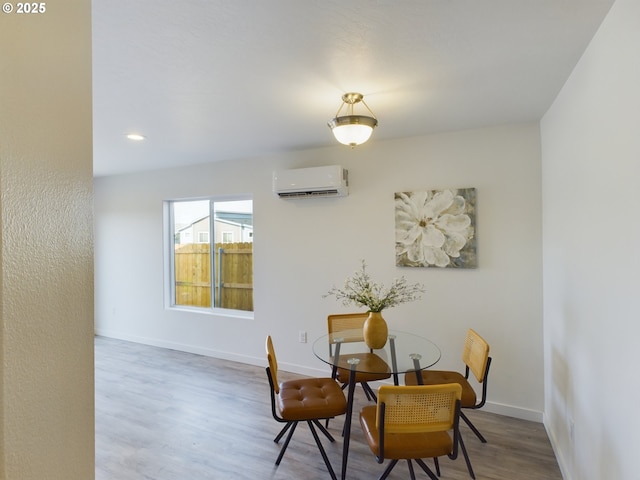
[327,313,369,358]
[265,335,280,394]
[462,329,490,383]
[376,384,462,434]
[327,312,368,342]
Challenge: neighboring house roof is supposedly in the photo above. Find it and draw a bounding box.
[176,213,253,236]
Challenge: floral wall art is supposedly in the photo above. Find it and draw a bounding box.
[395,188,477,268]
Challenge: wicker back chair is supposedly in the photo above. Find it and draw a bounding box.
[327,312,391,402]
[406,328,492,443]
[359,384,475,479]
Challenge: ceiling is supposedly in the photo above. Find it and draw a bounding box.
[92,0,614,177]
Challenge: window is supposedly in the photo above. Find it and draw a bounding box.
[166,197,253,313]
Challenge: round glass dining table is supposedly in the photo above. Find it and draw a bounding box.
[312,329,441,480]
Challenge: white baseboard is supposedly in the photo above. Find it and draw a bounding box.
[94,329,264,366]
[481,401,543,423]
[544,412,571,480]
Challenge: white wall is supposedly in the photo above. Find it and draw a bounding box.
[541,0,640,478]
[95,122,543,420]
[0,1,94,479]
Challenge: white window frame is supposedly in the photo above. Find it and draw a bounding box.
[163,195,253,318]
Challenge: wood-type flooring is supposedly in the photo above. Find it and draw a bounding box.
[95,336,563,480]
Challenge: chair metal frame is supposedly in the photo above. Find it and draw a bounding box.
[407,328,492,443]
[362,384,475,480]
[265,336,345,480]
[449,328,492,443]
[460,360,491,442]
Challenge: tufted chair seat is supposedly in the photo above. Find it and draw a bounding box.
[277,377,348,421]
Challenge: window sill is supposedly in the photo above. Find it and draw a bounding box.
[168,305,254,321]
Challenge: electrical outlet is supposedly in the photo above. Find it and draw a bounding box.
[298,331,307,343]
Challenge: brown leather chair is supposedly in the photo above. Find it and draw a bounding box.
[265,335,347,480]
[327,312,391,402]
[406,328,492,443]
[359,384,475,479]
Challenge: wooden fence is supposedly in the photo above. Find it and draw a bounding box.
[175,242,253,311]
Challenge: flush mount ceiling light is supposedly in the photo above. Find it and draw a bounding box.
[328,92,378,147]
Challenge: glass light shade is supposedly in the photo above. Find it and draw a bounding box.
[328,115,378,147]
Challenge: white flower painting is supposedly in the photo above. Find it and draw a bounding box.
[395,188,477,268]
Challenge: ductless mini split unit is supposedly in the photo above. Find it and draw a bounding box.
[272,165,348,198]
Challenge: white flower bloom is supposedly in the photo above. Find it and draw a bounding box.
[395,189,474,267]
[324,260,424,312]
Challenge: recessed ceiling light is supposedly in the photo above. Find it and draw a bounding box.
[126,133,145,141]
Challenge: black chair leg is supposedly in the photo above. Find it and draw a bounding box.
[274,421,294,443]
[361,382,373,401]
[461,411,487,443]
[379,459,399,480]
[308,420,338,480]
[433,456,440,476]
[407,459,417,480]
[312,419,336,442]
[415,458,439,480]
[362,382,378,402]
[275,421,298,465]
[458,431,476,479]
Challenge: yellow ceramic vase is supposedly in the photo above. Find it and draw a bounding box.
[363,311,388,349]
